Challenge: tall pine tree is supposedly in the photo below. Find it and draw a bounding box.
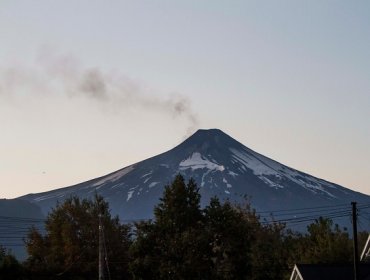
[130,175,211,279]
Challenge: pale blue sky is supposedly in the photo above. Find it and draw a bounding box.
[1,1,369,198]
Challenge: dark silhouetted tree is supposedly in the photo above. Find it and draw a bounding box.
[130,175,211,279]
[0,245,24,280]
[298,217,352,264]
[25,195,131,280]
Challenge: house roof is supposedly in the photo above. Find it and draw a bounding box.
[292,264,370,280]
[361,235,370,262]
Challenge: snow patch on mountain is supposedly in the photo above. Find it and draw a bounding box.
[127,190,134,201]
[179,152,225,172]
[143,177,151,184]
[296,179,337,198]
[259,176,284,189]
[110,183,124,189]
[228,171,238,177]
[230,148,338,196]
[149,182,159,188]
[141,171,152,178]
[33,192,66,202]
[93,166,134,187]
[230,148,278,176]
[223,178,232,188]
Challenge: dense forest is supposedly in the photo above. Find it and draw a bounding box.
[0,175,368,279]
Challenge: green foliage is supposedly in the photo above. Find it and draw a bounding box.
[129,220,161,279]
[130,175,211,279]
[8,175,365,279]
[131,175,285,280]
[297,217,353,264]
[24,195,131,280]
[250,222,293,280]
[155,176,202,233]
[129,175,365,280]
[203,198,256,279]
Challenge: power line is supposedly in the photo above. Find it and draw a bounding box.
[0,202,368,239]
[256,203,352,214]
[0,215,46,222]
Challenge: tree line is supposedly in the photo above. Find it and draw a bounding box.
[1,174,368,279]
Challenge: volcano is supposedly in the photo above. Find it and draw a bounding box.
[20,129,370,229]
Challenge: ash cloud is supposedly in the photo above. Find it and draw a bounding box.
[0,51,199,134]
[79,69,108,101]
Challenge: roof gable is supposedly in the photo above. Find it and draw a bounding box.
[293,264,370,280]
[361,235,370,262]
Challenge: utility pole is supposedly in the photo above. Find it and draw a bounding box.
[352,202,359,280]
[99,213,104,280]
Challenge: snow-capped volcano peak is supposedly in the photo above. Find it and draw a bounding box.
[179,152,225,172]
[20,129,370,227]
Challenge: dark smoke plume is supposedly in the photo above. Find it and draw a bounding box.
[79,69,108,100]
[0,51,199,134]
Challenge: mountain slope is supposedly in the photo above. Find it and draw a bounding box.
[0,199,45,260]
[19,129,370,228]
